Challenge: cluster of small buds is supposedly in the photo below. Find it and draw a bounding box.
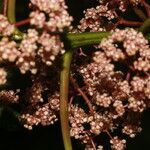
[79,51,114,96]
[78,3,117,32]
[0,90,19,103]
[78,0,143,32]
[30,0,73,32]
[93,51,114,74]
[99,28,150,72]
[128,97,146,112]
[69,106,114,145]
[48,92,60,111]
[69,105,89,141]
[38,32,65,66]
[0,0,150,149]
[134,57,150,72]
[70,124,86,141]
[131,76,145,92]
[15,0,73,75]
[30,11,46,28]
[139,48,150,59]
[16,29,38,74]
[118,80,130,95]
[0,37,19,62]
[35,104,58,126]
[99,28,148,60]
[96,93,112,108]
[89,113,105,135]
[122,125,142,138]
[110,136,126,150]
[78,8,105,32]
[77,41,149,148]
[22,103,58,129]
[0,68,7,85]
[96,4,117,20]
[16,29,65,73]
[28,82,43,105]
[0,15,14,36]
[69,105,88,127]
[113,100,125,118]
[130,76,150,99]
[21,114,40,130]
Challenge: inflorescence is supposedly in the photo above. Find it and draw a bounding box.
[0,0,150,150]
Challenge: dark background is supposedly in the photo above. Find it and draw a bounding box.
[0,0,150,149]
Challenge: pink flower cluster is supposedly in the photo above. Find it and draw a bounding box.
[30,0,73,31]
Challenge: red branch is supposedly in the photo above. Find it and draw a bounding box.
[70,76,94,115]
[118,18,143,26]
[3,0,8,16]
[13,18,30,27]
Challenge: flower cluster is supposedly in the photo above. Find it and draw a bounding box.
[0,0,150,150]
[0,90,19,104]
[75,28,149,148]
[0,0,72,74]
[78,4,117,32]
[30,0,73,31]
[22,103,58,130]
[0,15,14,36]
[0,37,19,62]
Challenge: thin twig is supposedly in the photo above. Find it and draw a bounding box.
[118,18,143,26]
[90,138,97,150]
[70,76,94,115]
[126,72,131,81]
[3,0,8,16]
[13,18,30,27]
[105,130,113,140]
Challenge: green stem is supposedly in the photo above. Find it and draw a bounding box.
[66,32,110,48]
[60,50,73,150]
[7,0,16,23]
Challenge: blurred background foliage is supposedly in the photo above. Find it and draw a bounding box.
[0,0,150,150]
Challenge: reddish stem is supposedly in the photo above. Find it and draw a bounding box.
[105,130,113,140]
[126,72,131,81]
[70,76,94,115]
[13,18,30,27]
[118,18,143,26]
[90,138,96,150]
[3,0,8,16]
